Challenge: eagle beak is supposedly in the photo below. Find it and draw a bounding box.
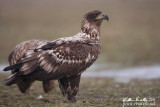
[96,13,109,21]
[101,13,109,21]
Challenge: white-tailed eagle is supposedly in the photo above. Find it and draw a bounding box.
[4,10,109,102]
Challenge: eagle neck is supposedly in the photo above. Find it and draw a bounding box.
[81,20,101,42]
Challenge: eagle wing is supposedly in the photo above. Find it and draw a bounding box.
[8,39,48,65]
[17,37,100,78]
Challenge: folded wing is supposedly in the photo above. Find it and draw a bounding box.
[4,37,100,78]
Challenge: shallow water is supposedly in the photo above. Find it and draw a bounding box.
[1,64,160,83]
[84,64,160,83]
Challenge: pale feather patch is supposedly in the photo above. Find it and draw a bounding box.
[48,50,54,54]
[65,47,70,52]
[38,54,41,58]
[25,50,34,58]
[47,64,53,72]
[39,54,54,73]
[55,52,59,56]
[84,23,90,29]
[39,56,44,61]
[53,66,58,72]
[40,60,46,67]
[26,50,33,56]
[97,36,100,40]
[56,40,62,44]
[68,60,72,64]
[72,60,75,63]
[85,53,91,63]
[75,60,79,63]
[21,63,29,71]
[86,34,90,38]
[92,55,95,59]
[42,62,49,71]
[43,63,53,73]
[62,59,67,63]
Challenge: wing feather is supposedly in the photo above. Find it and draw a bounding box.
[9,39,48,65]
[7,37,100,78]
[37,43,100,76]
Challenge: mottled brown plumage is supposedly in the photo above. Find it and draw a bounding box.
[7,40,56,93]
[4,10,109,102]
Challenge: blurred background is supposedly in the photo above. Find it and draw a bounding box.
[0,0,160,70]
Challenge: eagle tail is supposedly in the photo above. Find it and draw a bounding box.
[4,73,23,86]
[3,63,22,71]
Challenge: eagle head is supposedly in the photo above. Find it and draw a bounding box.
[81,10,109,37]
[84,10,109,24]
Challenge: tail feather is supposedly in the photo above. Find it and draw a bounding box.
[3,63,22,71]
[4,73,23,86]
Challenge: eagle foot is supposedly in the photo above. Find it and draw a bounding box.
[67,96,77,103]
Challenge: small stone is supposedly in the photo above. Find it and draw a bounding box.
[37,95,44,99]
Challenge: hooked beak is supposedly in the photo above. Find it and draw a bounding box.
[96,12,109,21]
[101,13,109,21]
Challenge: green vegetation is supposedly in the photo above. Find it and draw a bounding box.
[0,0,160,66]
[0,73,160,106]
